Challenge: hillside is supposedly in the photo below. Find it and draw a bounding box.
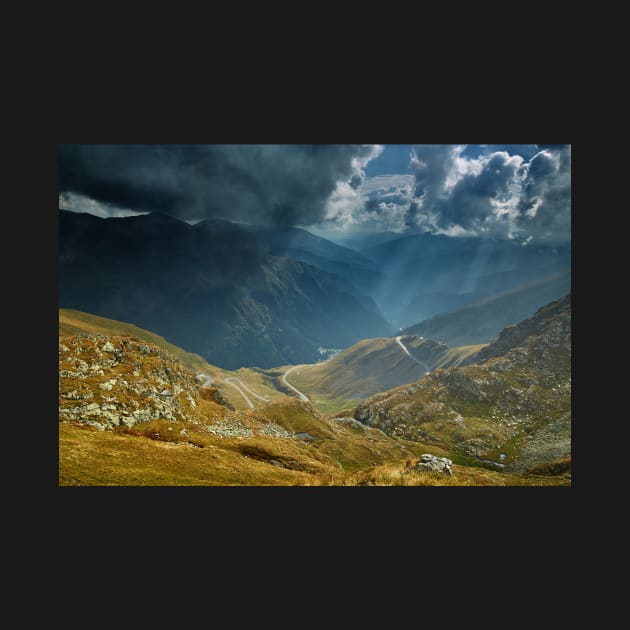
[57,331,431,483]
[341,295,571,472]
[60,308,212,374]
[286,336,484,408]
[59,210,391,369]
[241,223,383,297]
[59,308,292,412]
[402,271,571,347]
[58,322,567,485]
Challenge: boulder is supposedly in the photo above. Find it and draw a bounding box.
[414,454,453,475]
[101,341,116,353]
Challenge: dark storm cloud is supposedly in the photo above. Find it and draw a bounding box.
[438,152,521,230]
[59,144,379,226]
[407,144,570,243]
[516,145,571,241]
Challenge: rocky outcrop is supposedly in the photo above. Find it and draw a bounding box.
[353,295,571,470]
[473,293,571,365]
[59,333,298,440]
[414,454,452,475]
[59,335,203,430]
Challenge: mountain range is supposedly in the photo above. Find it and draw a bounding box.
[59,210,391,369]
[60,210,571,370]
[361,232,571,326]
[402,270,571,347]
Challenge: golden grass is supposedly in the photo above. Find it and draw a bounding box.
[258,399,336,438]
[59,422,570,486]
[309,461,571,486]
[434,344,487,368]
[59,309,282,411]
[60,309,217,374]
[59,423,320,486]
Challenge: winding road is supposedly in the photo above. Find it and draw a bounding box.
[197,372,269,409]
[196,373,214,387]
[281,365,310,402]
[225,377,270,408]
[395,336,432,373]
[224,379,255,408]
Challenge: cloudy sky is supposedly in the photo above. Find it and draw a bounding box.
[59,144,570,244]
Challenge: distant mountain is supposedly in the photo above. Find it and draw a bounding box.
[402,271,571,348]
[398,289,488,328]
[347,294,571,471]
[199,220,384,301]
[59,210,392,369]
[327,231,405,252]
[288,336,484,403]
[361,232,571,325]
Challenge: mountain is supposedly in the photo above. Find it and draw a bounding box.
[59,315,568,485]
[361,232,571,325]
[60,308,212,374]
[326,231,405,252]
[287,336,484,405]
[57,324,426,484]
[59,210,392,369]
[240,224,383,297]
[402,271,571,348]
[343,295,571,471]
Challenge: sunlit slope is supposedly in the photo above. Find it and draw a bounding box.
[59,308,286,411]
[288,336,485,404]
[60,308,215,374]
[342,295,572,472]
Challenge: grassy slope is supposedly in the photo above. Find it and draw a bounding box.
[287,337,486,412]
[58,308,569,485]
[60,308,216,374]
[59,308,285,411]
[59,423,568,486]
[348,295,571,471]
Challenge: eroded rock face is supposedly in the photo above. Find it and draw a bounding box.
[59,335,201,430]
[59,333,295,441]
[414,454,452,475]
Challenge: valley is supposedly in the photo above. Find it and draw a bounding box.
[59,295,571,485]
[58,143,571,487]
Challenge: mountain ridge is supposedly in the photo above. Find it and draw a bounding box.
[402,271,571,348]
[341,294,571,471]
[59,210,392,369]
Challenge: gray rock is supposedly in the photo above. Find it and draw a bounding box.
[414,454,453,475]
[101,341,116,353]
